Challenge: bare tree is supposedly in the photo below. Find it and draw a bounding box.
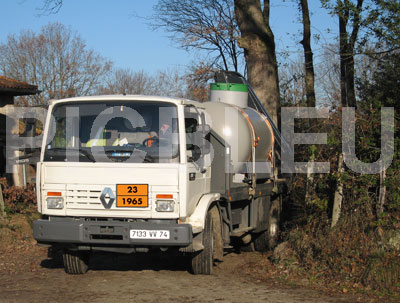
[185,61,215,102]
[152,0,243,72]
[234,0,280,124]
[97,67,188,98]
[299,0,318,204]
[151,68,188,98]
[317,45,341,108]
[321,0,365,227]
[0,22,112,105]
[279,57,306,106]
[322,0,364,108]
[98,69,153,95]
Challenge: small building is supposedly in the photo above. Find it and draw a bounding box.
[0,76,39,106]
[0,76,40,185]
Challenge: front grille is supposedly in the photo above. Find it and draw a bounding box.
[66,188,104,209]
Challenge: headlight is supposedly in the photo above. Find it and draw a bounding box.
[47,197,64,209]
[155,200,174,212]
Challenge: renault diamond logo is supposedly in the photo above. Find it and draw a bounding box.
[100,187,115,209]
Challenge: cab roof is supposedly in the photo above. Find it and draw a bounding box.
[49,95,204,108]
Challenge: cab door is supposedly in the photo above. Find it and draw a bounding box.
[184,106,210,215]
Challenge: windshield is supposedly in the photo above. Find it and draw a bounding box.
[44,101,179,163]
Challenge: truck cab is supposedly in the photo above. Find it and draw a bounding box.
[34,95,217,272]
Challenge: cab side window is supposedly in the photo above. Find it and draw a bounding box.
[184,110,201,161]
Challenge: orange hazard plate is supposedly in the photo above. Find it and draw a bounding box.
[116,184,148,208]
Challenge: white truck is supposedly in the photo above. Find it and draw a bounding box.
[33,71,287,275]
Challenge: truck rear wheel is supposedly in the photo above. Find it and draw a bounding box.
[254,196,281,252]
[191,207,222,275]
[63,249,90,274]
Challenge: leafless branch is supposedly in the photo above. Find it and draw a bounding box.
[37,0,63,16]
[0,22,112,105]
[151,0,243,72]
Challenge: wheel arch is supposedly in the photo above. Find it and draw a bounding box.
[186,193,221,234]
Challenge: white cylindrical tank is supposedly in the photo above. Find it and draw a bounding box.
[203,101,274,175]
[210,83,249,108]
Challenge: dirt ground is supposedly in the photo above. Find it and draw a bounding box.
[0,215,361,303]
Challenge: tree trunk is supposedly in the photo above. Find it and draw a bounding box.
[339,6,349,107]
[332,0,364,226]
[332,153,344,227]
[234,0,280,125]
[378,162,386,216]
[300,0,316,109]
[0,183,5,219]
[299,0,317,204]
[338,0,364,108]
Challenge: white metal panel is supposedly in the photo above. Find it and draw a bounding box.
[43,162,179,185]
[40,162,181,218]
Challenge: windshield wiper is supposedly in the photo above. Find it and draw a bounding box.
[78,148,96,162]
[46,147,95,162]
[143,153,155,163]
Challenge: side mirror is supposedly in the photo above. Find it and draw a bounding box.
[200,112,210,156]
[201,124,211,155]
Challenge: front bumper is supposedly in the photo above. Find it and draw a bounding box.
[33,217,192,246]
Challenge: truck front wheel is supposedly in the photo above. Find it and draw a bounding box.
[191,206,222,275]
[63,249,90,274]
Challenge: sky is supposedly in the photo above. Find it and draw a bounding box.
[0,0,337,75]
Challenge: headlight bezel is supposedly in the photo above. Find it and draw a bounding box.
[46,197,64,209]
[155,199,175,212]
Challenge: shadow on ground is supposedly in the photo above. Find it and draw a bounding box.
[40,249,191,272]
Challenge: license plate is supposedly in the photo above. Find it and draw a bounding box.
[130,229,170,239]
[116,184,148,208]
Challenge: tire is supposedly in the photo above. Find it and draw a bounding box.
[240,233,255,252]
[63,249,90,274]
[191,207,222,275]
[48,246,63,267]
[241,242,255,252]
[254,196,281,252]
